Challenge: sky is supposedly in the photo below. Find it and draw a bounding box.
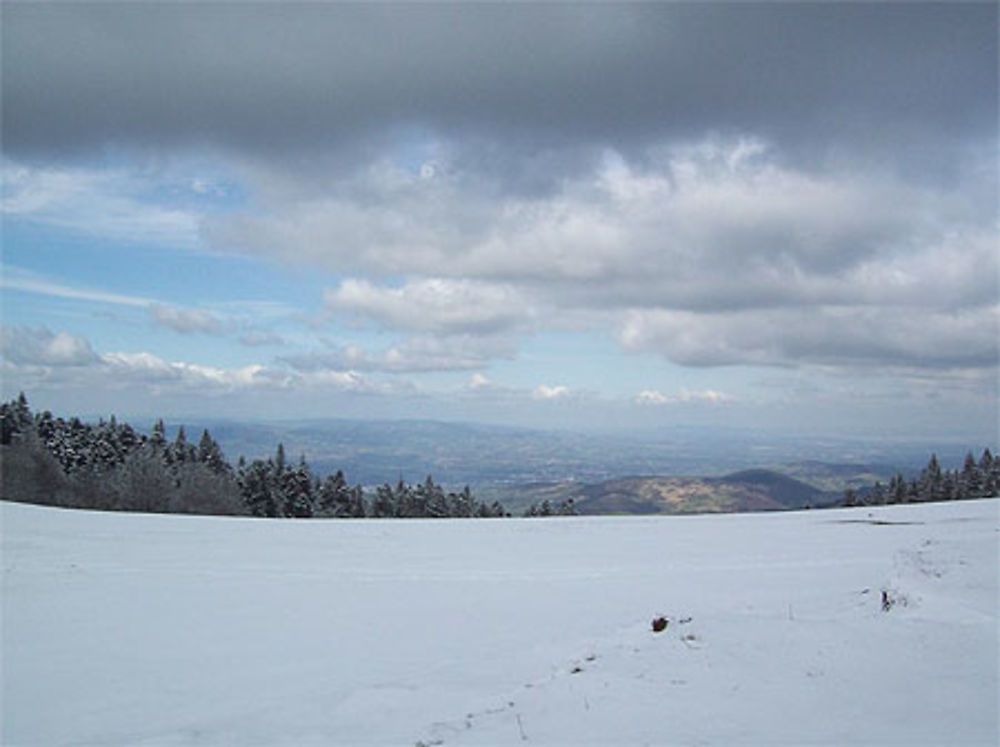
[1,2,997,440]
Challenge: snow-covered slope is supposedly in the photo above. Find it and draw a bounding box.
[2,499,997,746]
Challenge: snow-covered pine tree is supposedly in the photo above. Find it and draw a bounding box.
[454,485,475,517]
[426,479,450,518]
[316,470,365,518]
[391,479,414,518]
[960,452,980,498]
[873,481,888,505]
[347,485,367,518]
[197,429,229,474]
[171,426,197,465]
[150,420,168,452]
[316,470,347,517]
[91,418,123,471]
[980,448,998,496]
[920,454,944,502]
[280,456,314,518]
[0,393,31,445]
[372,484,395,518]
[241,459,277,517]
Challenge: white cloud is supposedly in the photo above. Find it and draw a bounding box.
[299,369,410,396]
[635,390,672,406]
[533,384,570,400]
[636,389,734,406]
[1,268,302,347]
[324,277,532,335]
[2,326,408,402]
[203,136,996,377]
[467,373,492,390]
[0,265,154,308]
[101,351,179,382]
[2,161,202,248]
[100,352,289,392]
[100,352,402,397]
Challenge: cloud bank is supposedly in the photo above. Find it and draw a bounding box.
[2,3,995,432]
[5,4,994,164]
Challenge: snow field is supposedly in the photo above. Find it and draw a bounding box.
[2,499,997,745]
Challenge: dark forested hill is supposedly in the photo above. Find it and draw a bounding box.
[708,469,826,509]
[534,469,837,516]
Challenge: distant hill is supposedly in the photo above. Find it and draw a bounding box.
[708,469,825,509]
[543,469,837,516]
[776,460,900,493]
[129,417,963,497]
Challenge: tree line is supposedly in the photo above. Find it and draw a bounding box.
[524,498,578,516]
[7,394,992,519]
[843,449,999,507]
[0,394,507,519]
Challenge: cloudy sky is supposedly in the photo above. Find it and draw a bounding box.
[2,2,997,439]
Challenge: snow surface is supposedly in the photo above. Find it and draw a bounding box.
[2,499,997,746]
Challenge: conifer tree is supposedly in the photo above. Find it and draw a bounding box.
[426,479,450,518]
[281,456,314,518]
[241,459,277,517]
[980,449,998,496]
[150,420,167,451]
[171,426,196,465]
[316,470,347,517]
[869,481,886,505]
[275,443,287,474]
[920,454,943,502]
[372,484,395,518]
[197,429,228,474]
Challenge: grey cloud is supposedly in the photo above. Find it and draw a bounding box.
[214,140,996,315]
[239,332,286,347]
[149,304,226,335]
[4,3,995,387]
[214,136,996,376]
[282,334,517,375]
[619,306,1000,372]
[99,351,182,385]
[4,3,994,176]
[0,326,101,367]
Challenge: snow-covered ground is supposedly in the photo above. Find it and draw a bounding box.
[2,499,997,746]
